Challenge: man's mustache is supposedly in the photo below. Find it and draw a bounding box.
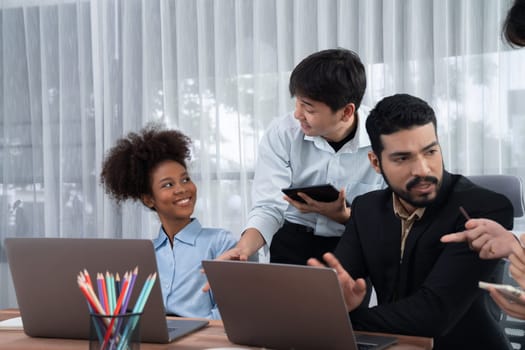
[406,176,438,191]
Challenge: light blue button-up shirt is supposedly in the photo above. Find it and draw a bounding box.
[153,218,237,319]
[246,107,385,246]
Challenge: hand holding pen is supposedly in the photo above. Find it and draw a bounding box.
[441,206,522,259]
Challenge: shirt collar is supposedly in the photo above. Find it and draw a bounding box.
[392,192,426,221]
[152,218,202,248]
[304,105,372,152]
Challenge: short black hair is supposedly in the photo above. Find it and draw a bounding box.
[100,123,192,205]
[503,0,525,47]
[289,48,366,112]
[366,94,437,157]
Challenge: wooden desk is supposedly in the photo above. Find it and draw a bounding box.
[0,309,432,350]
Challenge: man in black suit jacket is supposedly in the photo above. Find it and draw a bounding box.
[309,94,513,350]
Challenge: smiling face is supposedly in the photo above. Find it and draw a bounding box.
[368,123,444,213]
[293,96,356,142]
[142,160,196,236]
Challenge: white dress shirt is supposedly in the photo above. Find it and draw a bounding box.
[245,107,385,245]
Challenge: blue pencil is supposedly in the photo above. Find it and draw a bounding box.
[116,273,157,350]
[134,273,156,313]
[105,272,113,314]
[108,272,116,314]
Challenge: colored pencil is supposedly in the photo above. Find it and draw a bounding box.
[77,267,155,350]
[77,272,104,341]
[106,271,115,315]
[112,271,131,333]
[79,270,105,341]
[77,278,105,315]
[96,273,107,314]
[101,277,131,348]
[115,273,121,297]
[120,267,138,314]
[83,269,93,289]
[101,272,110,315]
[116,273,157,350]
[134,273,156,313]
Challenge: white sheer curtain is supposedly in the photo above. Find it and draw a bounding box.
[1,0,523,308]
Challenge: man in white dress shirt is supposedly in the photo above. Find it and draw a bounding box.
[219,48,384,265]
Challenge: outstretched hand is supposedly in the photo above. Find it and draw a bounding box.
[202,228,265,292]
[441,218,520,259]
[201,247,251,292]
[307,252,366,312]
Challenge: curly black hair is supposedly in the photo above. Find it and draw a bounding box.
[100,123,192,205]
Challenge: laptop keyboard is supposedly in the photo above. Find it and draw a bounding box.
[355,333,396,350]
[166,319,179,331]
[357,343,376,350]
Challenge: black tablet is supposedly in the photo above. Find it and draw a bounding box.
[282,184,339,203]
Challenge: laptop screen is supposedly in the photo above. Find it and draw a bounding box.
[203,260,396,350]
[5,237,207,343]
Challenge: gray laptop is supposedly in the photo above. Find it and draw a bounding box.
[203,260,397,350]
[4,237,208,343]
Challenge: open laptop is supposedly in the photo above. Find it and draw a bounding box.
[4,237,208,343]
[203,260,398,350]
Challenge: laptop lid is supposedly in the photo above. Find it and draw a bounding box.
[202,260,397,350]
[4,237,208,343]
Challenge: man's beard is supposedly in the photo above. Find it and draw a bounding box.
[381,168,441,208]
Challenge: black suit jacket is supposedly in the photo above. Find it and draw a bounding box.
[335,172,514,350]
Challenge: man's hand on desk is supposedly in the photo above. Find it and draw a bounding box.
[307,252,367,312]
[202,229,265,293]
[284,189,351,225]
[201,247,248,293]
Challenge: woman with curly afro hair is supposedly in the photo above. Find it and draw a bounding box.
[100,123,237,319]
